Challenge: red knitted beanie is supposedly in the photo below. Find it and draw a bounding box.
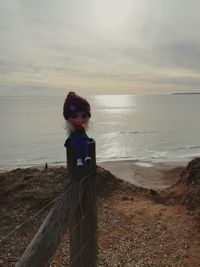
[63,91,91,120]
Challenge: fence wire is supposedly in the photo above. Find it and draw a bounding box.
[0,171,97,267]
[0,193,64,245]
[0,191,65,267]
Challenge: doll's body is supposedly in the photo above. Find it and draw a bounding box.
[63,92,91,166]
[69,124,90,166]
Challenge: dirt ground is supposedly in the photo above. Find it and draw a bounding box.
[0,163,200,267]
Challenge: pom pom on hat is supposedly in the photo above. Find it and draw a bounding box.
[63,91,91,120]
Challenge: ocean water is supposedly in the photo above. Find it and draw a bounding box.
[0,93,200,169]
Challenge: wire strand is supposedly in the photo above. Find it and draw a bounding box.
[69,233,96,267]
[0,191,66,245]
[44,171,96,267]
[1,169,96,267]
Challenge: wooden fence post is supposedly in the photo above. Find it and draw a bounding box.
[16,187,73,267]
[65,138,97,267]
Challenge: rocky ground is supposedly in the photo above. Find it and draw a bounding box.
[0,159,200,267]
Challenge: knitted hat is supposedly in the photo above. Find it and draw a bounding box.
[63,91,91,120]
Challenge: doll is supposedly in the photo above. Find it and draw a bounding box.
[63,91,91,166]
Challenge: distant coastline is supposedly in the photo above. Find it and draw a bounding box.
[173,92,200,95]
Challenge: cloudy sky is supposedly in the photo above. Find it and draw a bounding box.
[0,0,200,94]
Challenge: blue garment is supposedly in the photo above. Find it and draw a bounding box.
[70,128,89,161]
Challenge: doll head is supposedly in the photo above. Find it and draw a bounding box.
[63,91,91,127]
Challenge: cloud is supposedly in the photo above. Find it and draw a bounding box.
[0,0,200,93]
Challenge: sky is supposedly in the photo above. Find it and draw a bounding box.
[0,0,200,95]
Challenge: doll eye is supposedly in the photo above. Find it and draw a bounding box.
[81,114,87,119]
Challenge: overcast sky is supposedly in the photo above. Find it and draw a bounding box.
[0,0,200,94]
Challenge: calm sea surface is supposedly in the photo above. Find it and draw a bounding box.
[0,93,200,169]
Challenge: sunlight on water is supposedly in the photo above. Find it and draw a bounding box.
[0,94,200,167]
[93,95,138,109]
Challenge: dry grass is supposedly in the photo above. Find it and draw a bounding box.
[0,164,200,267]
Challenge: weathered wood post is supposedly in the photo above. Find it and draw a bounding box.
[16,186,72,267]
[65,138,97,267]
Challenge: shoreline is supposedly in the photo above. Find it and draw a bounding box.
[0,157,194,190]
[0,156,193,171]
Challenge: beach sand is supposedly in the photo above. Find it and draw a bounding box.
[99,159,188,190]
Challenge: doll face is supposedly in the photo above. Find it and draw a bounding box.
[68,111,89,126]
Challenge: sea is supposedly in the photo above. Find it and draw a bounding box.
[1,92,200,169]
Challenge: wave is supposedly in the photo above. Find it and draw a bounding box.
[118,131,153,134]
[97,156,132,162]
[177,145,200,151]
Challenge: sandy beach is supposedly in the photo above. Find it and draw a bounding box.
[99,159,188,190]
